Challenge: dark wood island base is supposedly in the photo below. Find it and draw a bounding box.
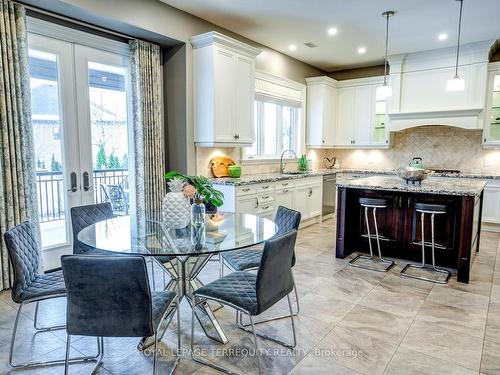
[335,177,486,283]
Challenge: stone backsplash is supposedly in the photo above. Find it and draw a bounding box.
[196,126,500,177]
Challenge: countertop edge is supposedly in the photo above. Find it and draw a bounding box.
[210,169,500,186]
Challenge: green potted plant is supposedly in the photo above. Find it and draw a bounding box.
[164,171,224,226]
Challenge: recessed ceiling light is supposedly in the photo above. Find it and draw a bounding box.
[357,46,366,54]
[328,27,338,36]
[438,33,448,41]
[288,44,297,52]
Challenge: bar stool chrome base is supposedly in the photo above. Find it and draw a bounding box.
[400,202,451,284]
[400,262,451,284]
[349,197,394,273]
[349,254,394,272]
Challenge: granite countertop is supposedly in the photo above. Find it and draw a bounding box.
[210,170,337,186]
[210,168,500,186]
[336,175,486,196]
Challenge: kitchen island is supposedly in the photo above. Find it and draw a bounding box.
[336,176,486,283]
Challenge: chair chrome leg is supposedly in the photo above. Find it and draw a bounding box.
[238,275,299,327]
[292,276,300,314]
[32,298,66,332]
[90,337,104,375]
[64,334,71,375]
[286,294,297,348]
[236,293,297,349]
[9,301,23,368]
[190,298,237,374]
[10,300,104,369]
[152,333,158,375]
[248,314,262,375]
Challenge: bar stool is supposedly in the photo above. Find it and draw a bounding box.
[401,202,451,284]
[349,197,394,272]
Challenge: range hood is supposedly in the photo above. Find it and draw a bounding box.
[386,40,495,131]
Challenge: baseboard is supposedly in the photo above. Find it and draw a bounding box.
[482,222,500,233]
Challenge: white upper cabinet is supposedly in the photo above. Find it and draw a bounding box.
[335,77,389,148]
[305,76,338,147]
[483,62,500,146]
[306,76,389,149]
[335,87,355,146]
[353,85,374,146]
[191,32,261,147]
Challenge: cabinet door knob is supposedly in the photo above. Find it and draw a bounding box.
[322,139,325,143]
[484,138,487,143]
[308,188,313,197]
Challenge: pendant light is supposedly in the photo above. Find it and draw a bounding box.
[376,10,395,99]
[446,0,465,91]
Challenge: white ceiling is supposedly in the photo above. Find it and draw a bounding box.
[160,0,500,71]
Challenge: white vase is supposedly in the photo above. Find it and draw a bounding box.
[162,178,191,229]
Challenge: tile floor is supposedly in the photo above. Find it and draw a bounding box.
[1,218,500,374]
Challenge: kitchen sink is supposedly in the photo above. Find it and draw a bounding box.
[280,171,309,175]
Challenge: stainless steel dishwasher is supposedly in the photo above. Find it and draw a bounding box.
[322,174,337,217]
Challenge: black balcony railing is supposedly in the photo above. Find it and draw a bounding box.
[36,168,128,223]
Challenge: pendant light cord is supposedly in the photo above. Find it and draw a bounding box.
[454,0,464,77]
[383,12,389,85]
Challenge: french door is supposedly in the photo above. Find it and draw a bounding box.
[28,28,133,269]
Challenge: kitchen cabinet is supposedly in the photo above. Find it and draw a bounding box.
[335,87,355,146]
[214,176,322,227]
[236,194,259,214]
[335,81,389,147]
[305,77,337,147]
[191,32,261,147]
[275,180,295,210]
[294,178,322,220]
[483,63,500,146]
[305,75,389,149]
[353,86,373,146]
[482,180,500,223]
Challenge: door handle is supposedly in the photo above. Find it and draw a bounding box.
[67,172,78,193]
[83,171,95,192]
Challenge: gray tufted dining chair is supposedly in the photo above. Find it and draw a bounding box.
[191,230,298,374]
[220,206,301,324]
[4,221,101,369]
[61,255,180,375]
[70,202,115,255]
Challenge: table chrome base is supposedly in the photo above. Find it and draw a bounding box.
[139,253,228,352]
[400,263,451,284]
[349,254,395,272]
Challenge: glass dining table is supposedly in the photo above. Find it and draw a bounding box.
[77,211,278,348]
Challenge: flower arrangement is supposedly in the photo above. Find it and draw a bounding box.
[164,171,224,207]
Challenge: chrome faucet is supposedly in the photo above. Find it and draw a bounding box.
[280,149,297,174]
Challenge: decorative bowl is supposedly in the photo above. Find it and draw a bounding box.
[395,166,434,184]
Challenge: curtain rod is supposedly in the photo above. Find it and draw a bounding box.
[13,0,134,41]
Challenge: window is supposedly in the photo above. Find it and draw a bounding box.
[245,96,301,159]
